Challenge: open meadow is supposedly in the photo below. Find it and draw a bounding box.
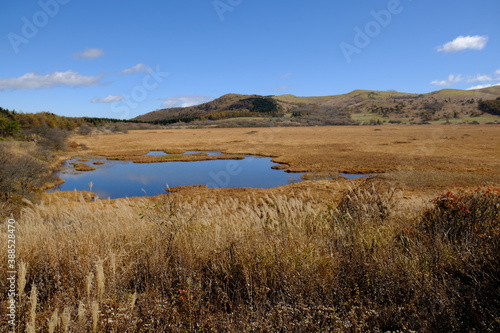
[1,125,499,332]
[74,125,500,188]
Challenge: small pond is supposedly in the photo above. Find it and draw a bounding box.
[49,153,305,199]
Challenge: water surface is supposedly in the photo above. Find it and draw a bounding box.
[50,154,304,199]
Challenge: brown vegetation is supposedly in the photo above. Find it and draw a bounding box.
[0,142,54,202]
[0,180,498,331]
[107,153,244,164]
[1,124,499,331]
[70,163,96,172]
[73,125,500,189]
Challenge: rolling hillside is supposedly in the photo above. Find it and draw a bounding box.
[134,94,284,123]
[134,86,500,126]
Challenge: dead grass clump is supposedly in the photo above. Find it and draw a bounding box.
[70,163,96,172]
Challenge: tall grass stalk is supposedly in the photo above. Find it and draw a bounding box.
[61,306,71,333]
[18,261,27,297]
[86,272,94,301]
[91,301,99,332]
[47,308,59,333]
[77,301,86,328]
[95,259,105,302]
[27,284,37,333]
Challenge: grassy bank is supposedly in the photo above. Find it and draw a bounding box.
[1,179,498,332]
[73,125,500,177]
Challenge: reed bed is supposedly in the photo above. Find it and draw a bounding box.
[1,180,498,332]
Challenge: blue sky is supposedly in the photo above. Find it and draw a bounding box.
[1,0,499,118]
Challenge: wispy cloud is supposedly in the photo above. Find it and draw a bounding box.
[279,73,293,79]
[430,74,463,86]
[161,95,214,108]
[432,69,500,89]
[467,74,493,83]
[73,48,105,59]
[466,83,500,90]
[437,35,488,53]
[272,85,291,92]
[0,71,102,90]
[91,95,124,103]
[121,63,147,75]
[465,70,500,89]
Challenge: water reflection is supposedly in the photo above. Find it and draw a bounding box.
[184,151,223,156]
[144,151,225,156]
[144,151,168,156]
[49,153,305,199]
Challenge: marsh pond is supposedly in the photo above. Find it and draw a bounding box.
[48,152,305,199]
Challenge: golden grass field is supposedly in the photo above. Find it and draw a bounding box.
[73,124,500,190]
[2,125,499,332]
[73,125,500,172]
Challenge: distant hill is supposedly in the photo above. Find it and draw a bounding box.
[134,86,500,126]
[134,94,284,124]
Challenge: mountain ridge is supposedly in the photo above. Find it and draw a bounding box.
[134,86,500,125]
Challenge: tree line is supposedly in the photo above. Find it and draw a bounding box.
[0,107,144,209]
[0,107,147,139]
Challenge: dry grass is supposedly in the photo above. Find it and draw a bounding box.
[107,153,244,164]
[1,125,498,331]
[72,125,500,189]
[70,163,96,172]
[1,179,498,331]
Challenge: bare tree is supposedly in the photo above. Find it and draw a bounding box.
[0,144,18,199]
[37,127,69,151]
[78,124,93,135]
[16,153,50,196]
[0,143,50,199]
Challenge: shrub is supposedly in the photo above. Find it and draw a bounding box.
[420,188,500,246]
[36,127,69,151]
[78,124,92,135]
[0,142,51,200]
[478,99,500,115]
[410,188,500,331]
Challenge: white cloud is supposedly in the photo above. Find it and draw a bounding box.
[0,71,102,91]
[73,48,105,59]
[467,70,500,83]
[467,74,493,83]
[121,63,147,75]
[91,95,124,103]
[437,35,488,53]
[430,74,463,86]
[466,82,500,90]
[161,95,214,108]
